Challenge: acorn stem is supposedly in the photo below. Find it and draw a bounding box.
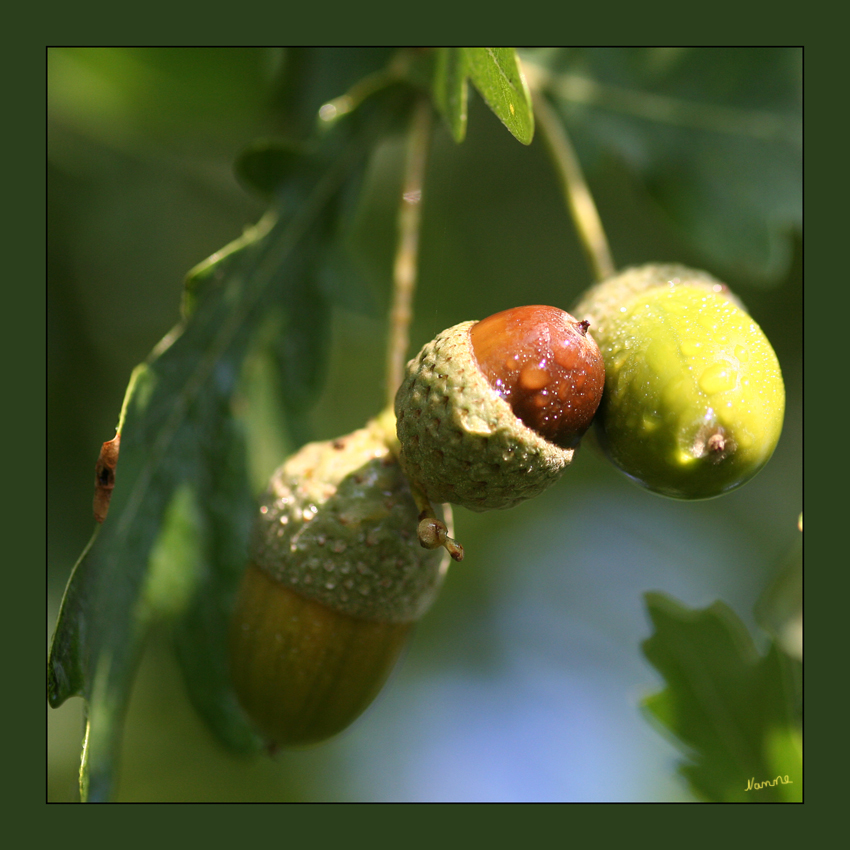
[386,96,433,408]
[371,409,463,559]
[418,512,464,562]
[531,88,616,282]
[408,476,464,561]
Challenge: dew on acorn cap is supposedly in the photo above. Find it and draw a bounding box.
[469,306,605,449]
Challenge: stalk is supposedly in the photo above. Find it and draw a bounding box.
[386,96,433,406]
[532,89,615,282]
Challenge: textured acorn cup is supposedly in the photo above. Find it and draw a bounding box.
[395,306,605,511]
[229,418,450,748]
[573,264,785,499]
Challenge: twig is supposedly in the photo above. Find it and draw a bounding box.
[386,97,433,407]
[532,89,615,282]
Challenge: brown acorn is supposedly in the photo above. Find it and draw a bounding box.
[229,415,451,748]
[395,305,605,511]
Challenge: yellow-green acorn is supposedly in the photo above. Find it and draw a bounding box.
[229,416,450,748]
[573,264,785,499]
[395,306,605,512]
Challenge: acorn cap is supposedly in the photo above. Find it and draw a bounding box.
[251,418,449,623]
[395,320,576,511]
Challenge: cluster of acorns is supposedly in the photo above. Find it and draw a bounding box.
[229,264,785,748]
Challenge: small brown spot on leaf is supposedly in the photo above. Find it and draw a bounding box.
[93,433,121,523]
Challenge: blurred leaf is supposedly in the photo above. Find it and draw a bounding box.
[270,275,331,447]
[432,48,534,145]
[181,212,274,319]
[316,242,376,316]
[273,47,401,140]
[433,48,468,142]
[755,520,802,662]
[524,47,801,281]
[170,424,260,754]
[235,139,307,199]
[642,593,801,802]
[47,100,393,801]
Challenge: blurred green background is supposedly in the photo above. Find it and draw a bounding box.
[48,48,802,802]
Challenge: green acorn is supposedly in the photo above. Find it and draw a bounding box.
[395,305,605,511]
[229,415,451,748]
[573,264,785,499]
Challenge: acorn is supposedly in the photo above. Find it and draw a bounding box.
[229,414,451,748]
[395,305,605,511]
[573,264,785,499]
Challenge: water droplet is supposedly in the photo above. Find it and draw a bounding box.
[645,338,676,376]
[641,412,660,433]
[664,296,689,315]
[699,311,719,331]
[661,377,688,410]
[519,365,550,392]
[700,363,737,395]
[612,352,628,371]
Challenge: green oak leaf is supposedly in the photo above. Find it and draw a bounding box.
[432,48,534,145]
[47,105,388,802]
[465,48,534,145]
[433,48,469,142]
[641,592,802,802]
[234,139,308,200]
